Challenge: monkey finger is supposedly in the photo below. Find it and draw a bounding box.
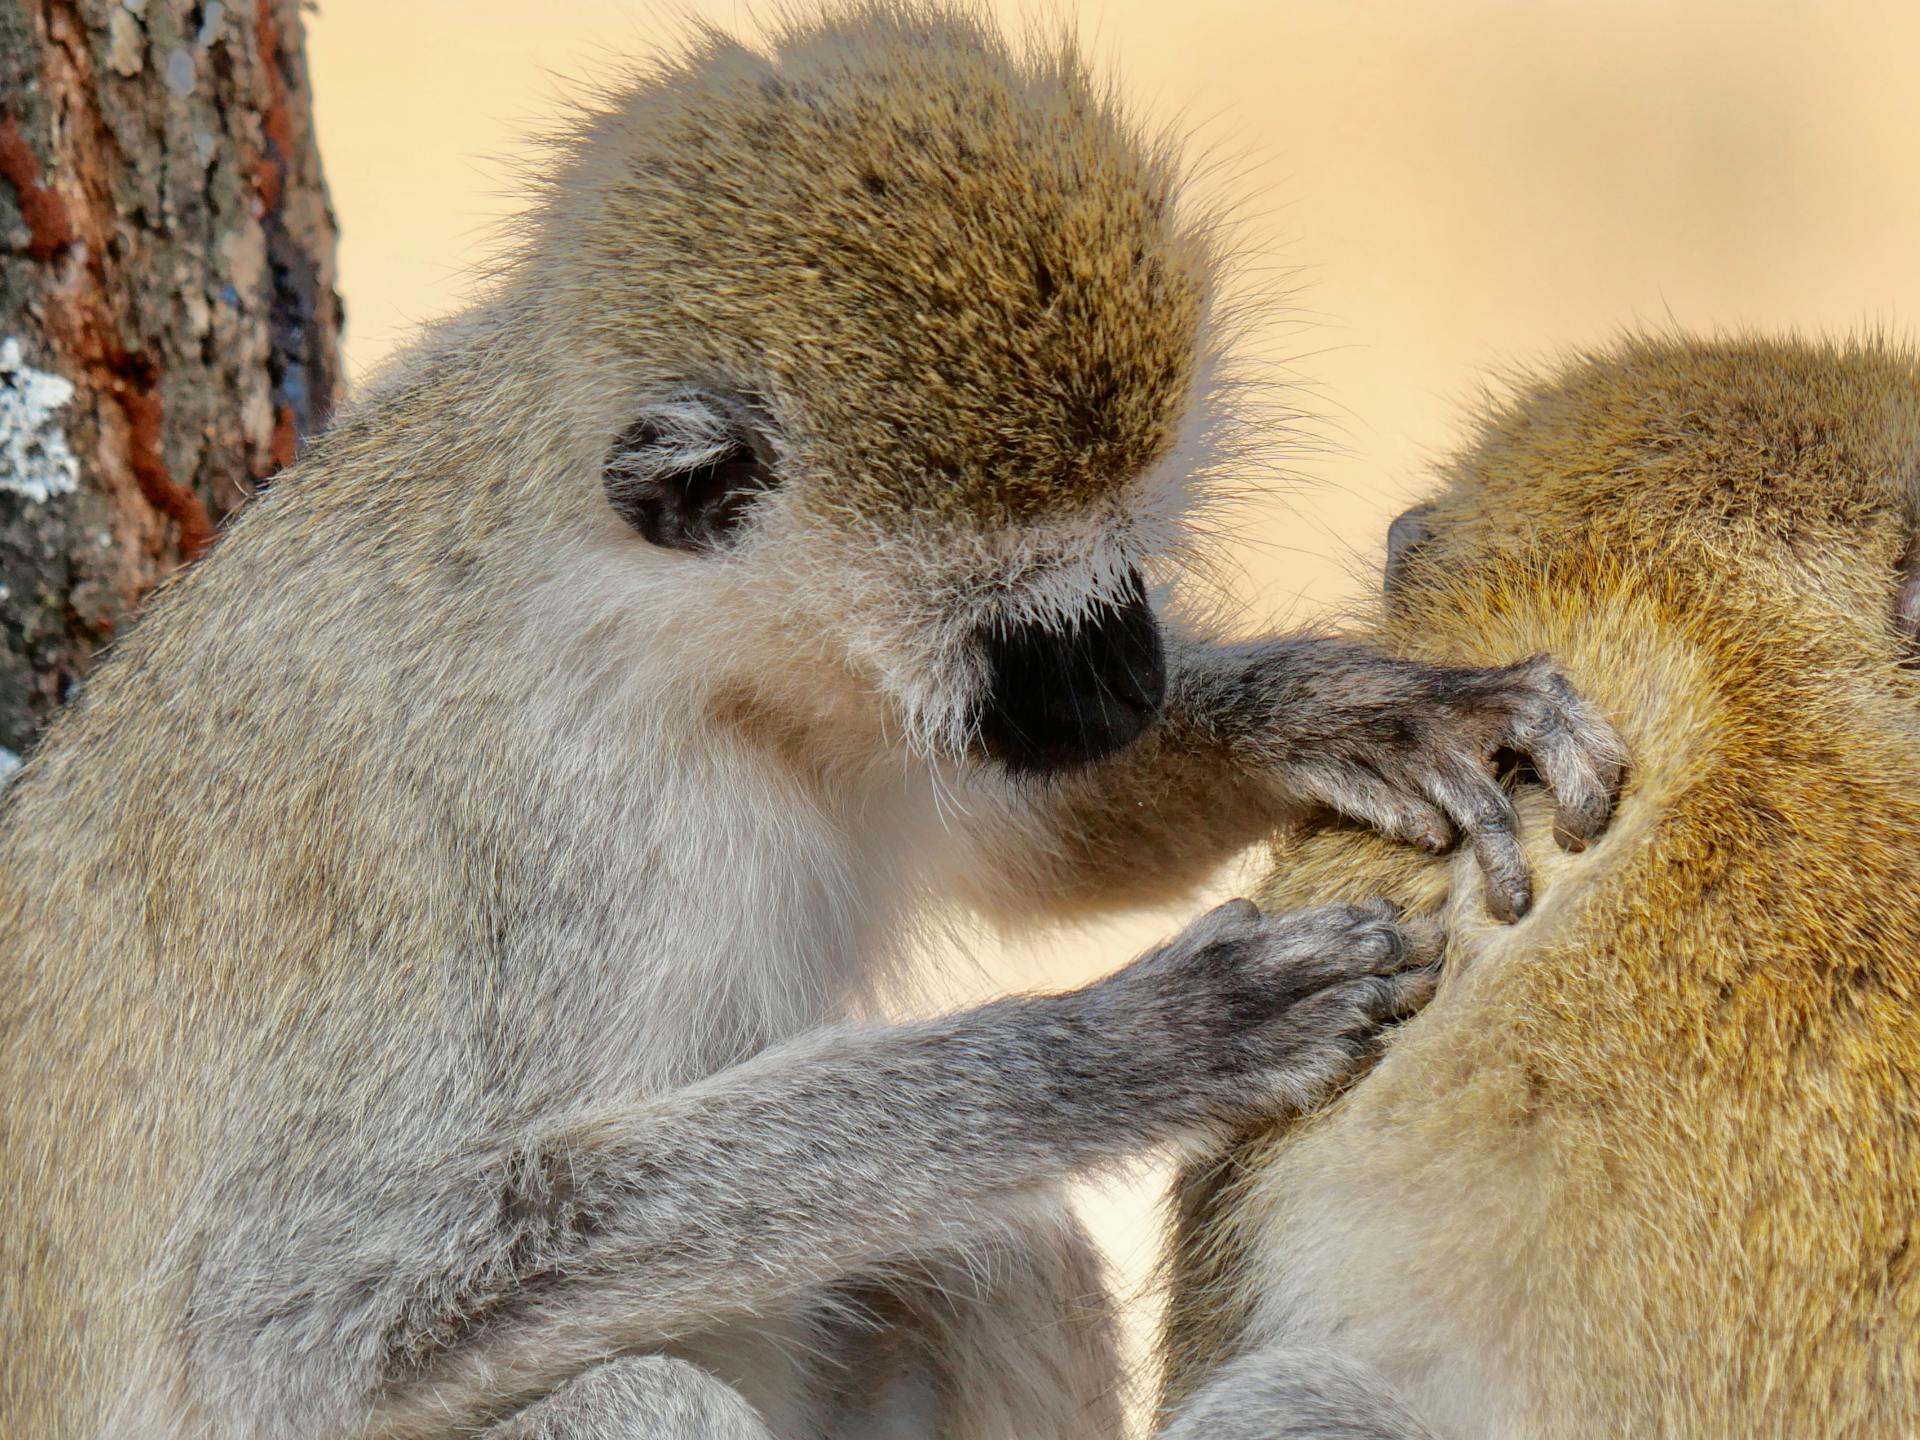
[1268,970,1427,1061]
[1471,828,1534,925]
[1291,760,1456,853]
[1507,665,1627,851]
[1264,901,1394,958]
[1370,963,1442,1022]
[1331,918,1444,1018]
[1338,966,1444,1068]
[1542,748,1621,852]
[1378,791,1457,855]
[1236,904,1412,1012]
[1397,913,1447,969]
[1421,760,1532,923]
[1518,725,1608,845]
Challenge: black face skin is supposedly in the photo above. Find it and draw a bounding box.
[976,569,1167,776]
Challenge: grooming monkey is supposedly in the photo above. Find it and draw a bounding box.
[0,7,1620,1438]
[1161,333,1920,1440]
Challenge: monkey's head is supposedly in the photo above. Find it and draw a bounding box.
[505,4,1234,778]
[1380,335,1920,661]
[1250,333,1920,928]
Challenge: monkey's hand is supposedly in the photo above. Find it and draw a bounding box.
[1188,641,1625,922]
[1071,898,1443,1124]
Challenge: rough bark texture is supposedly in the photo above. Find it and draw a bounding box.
[0,0,340,759]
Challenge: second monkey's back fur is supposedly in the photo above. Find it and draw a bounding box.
[1163,335,1920,1438]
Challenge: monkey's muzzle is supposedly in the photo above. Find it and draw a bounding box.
[975,570,1166,776]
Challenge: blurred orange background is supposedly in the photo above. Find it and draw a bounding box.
[304,0,1920,1402]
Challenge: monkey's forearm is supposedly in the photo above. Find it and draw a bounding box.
[958,636,1406,915]
[978,632,1621,922]
[370,1000,1212,1429]
[512,1002,1188,1283]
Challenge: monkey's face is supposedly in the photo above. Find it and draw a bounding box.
[598,385,1195,776]
[558,8,1231,778]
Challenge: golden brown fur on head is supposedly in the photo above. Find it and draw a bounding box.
[1163,334,1920,1438]
[1401,334,1920,650]
[532,2,1213,528]
[395,1,1248,768]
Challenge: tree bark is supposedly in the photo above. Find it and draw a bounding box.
[0,0,340,761]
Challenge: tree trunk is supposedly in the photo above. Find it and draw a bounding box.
[0,0,340,763]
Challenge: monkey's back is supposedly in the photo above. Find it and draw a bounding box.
[0,391,528,1435]
[1166,337,1920,1438]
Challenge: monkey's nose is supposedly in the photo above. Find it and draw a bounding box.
[975,571,1167,776]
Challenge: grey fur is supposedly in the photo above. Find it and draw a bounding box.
[1161,1345,1440,1440]
[482,1358,777,1439]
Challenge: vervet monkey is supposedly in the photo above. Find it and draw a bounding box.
[0,7,1618,1438]
[1161,334,1920,1440]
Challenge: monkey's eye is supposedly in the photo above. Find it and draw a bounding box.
[604,419,780,553]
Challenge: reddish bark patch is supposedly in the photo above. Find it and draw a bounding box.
[119,383,214,561]
[252,0,294,213]
[270,403,297,472]
[0,113,75,260]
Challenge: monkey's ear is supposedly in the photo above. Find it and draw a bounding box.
[1384,503,1438,597]
[1897,534,1920,646]
[604,413,780,553]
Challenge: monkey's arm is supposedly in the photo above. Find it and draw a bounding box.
[809,1200,1125,1440]
[215,902,1434,1438]
[1155,1343,1439,1440]
[963,633,1623,924]
[484,1208,1124,1440]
